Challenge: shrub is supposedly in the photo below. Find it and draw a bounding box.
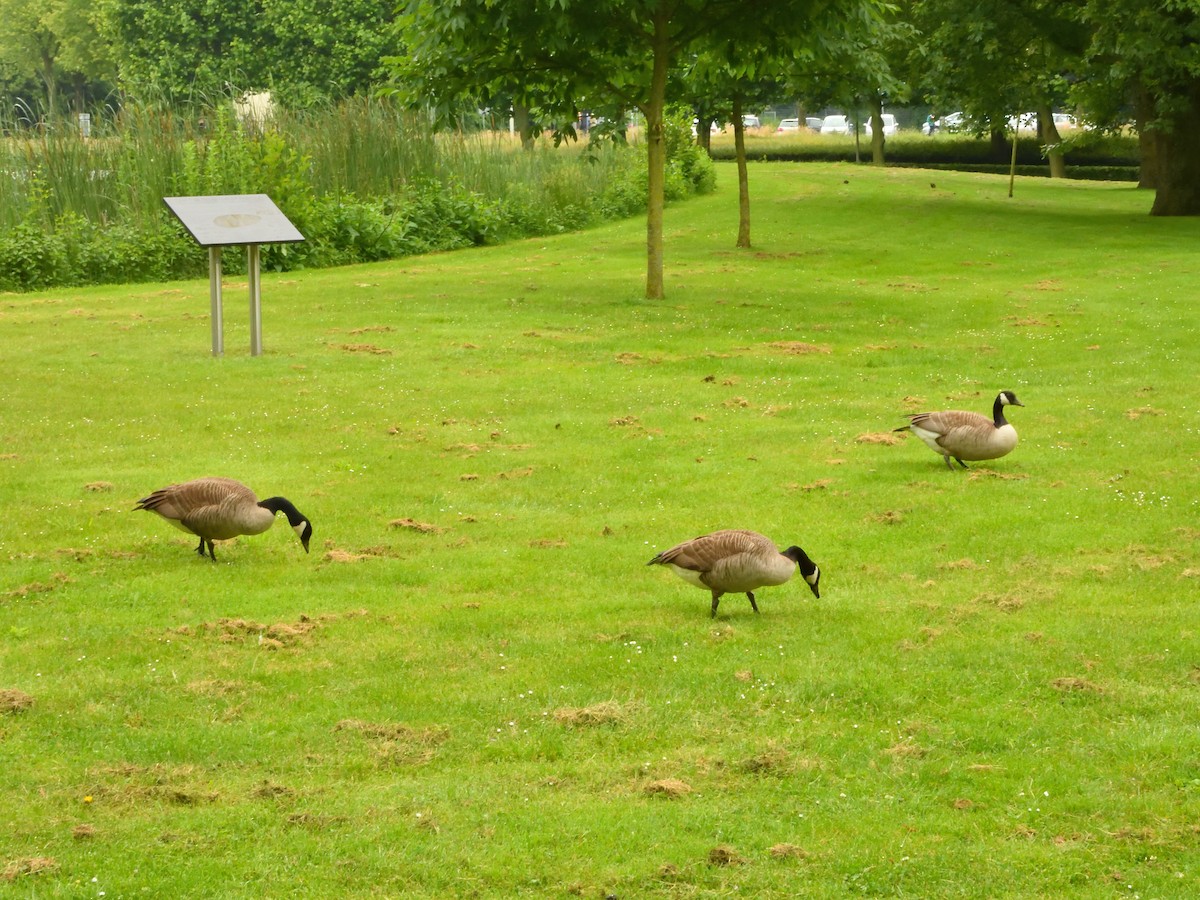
[0,99,717,291]
[0,223,64,290]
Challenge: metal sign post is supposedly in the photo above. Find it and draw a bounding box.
[164,194,304,357]
[208,246,224,356]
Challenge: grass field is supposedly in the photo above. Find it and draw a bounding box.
[2,162,1198,898]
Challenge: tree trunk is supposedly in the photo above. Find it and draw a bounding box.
[1150,79,1200,216]
[870,95,885,165]
[989,129,1009,162]
[1135,86,1158,190]
[733,96,750,249]
[1038,105,1065,178]
[644,4,671,299]
[41,48,58,120]
[695,107,713,156]
[513,104,535,151]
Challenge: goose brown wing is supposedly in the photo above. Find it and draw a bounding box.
[651,529,768,573]
[908,410,992,442]
[135,477,255,524]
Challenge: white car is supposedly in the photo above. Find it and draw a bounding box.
[863,113,898,137]
[939,111,967,132]
[776,117,800,133]
[819,114,851,135]
[1007,112,1037,132]
[742,114,761,129]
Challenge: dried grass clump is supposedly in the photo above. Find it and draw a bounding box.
[856,431,904,445]
[1125,406,1164,420]
[0,689,34,713]
[334,719,449,744]
[552,701,626,727]
[324,548,373,562]
[644,778,693,799]
[334,719,450,766]
[388,517,446,534]
[738,746,794,776]
[2,857,56,880]
[884,741,926,759]
[708,845,746,867]
[1052,677,1105,694]
[769,843,808,859]
[766,341,831,355]
[335,342,392,354]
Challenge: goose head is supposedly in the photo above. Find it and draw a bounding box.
[782,546,820,598]
[260,497,313,553]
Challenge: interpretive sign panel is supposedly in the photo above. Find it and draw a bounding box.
[163,194,305,357]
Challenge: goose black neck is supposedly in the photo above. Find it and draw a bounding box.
[992,396,1008,428]
[783,545,817,577]
[259,496,305,527]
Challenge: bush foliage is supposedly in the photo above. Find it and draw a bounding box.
[0,101,715,292]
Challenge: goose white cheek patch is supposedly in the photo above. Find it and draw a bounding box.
[806,569,820,586]
[293,523,308,539]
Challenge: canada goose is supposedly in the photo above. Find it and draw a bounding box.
[647,529,820,617]
[895,390,1024,470]
[135,477,312,561]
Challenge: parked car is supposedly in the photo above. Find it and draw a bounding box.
[819,114,851,135]
[776,117,800,133]
[805,116,823,132]
[863,113,898,137]
[1052,112,1078,130]
[742,114,761,129]
[1007,112,1037,132]
[939,111,966,132]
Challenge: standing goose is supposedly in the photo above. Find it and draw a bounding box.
[135,477,313,561]
[647,529,820,618]
[895,390,1024,470]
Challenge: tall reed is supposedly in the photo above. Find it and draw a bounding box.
[0,96,635,230]
[0,95,679,289]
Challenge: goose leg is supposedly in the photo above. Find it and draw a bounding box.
[747,591,759,613]
[195,537,207,557]
[943,454,955,471]
[955,457,969,469]
[710,591,721,618]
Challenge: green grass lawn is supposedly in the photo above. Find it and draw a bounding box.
[2,162,1198,898]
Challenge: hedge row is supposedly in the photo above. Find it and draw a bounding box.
[708,134,1140,181]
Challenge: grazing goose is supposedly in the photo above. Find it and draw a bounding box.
[895,390,1024,470]
[135,477,312,561]
[647,529,820,617]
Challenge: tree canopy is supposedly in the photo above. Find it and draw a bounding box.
[394,0,852,298]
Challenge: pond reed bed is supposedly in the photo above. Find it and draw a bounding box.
[0,97,678,290]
